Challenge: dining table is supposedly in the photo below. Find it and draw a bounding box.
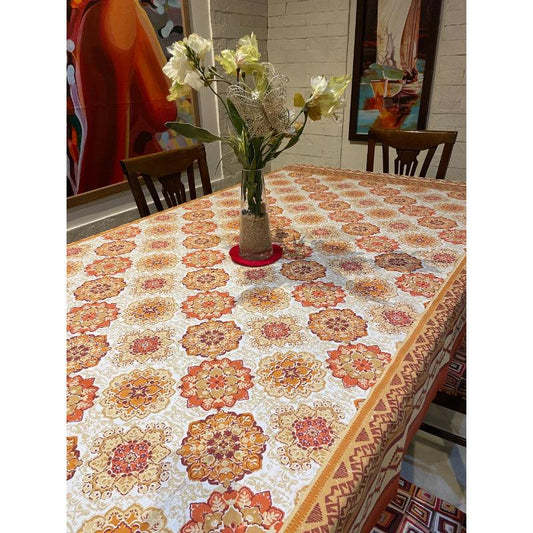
[66,164,466,533]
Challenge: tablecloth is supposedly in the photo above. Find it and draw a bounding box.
[66,164,466,533]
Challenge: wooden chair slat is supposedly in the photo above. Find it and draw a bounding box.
[366,129,458,180]
[120,144,213,217]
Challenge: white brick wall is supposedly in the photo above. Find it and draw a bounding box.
[266,0,466,181]
[210,0,269,183]
[267,0,351,171]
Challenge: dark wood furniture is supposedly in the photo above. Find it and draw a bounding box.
[366,129,458,180]
[420,327,466,447]
[120,144,213,217]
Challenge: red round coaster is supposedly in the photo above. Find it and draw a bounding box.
[229,244,283,267]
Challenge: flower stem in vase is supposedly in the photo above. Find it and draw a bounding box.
[239,168,273,261]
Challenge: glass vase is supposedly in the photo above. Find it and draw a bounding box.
[239,168,273,261]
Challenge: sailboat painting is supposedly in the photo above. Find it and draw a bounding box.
[348,0,442,141]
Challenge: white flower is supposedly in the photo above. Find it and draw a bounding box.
[163,40,204,93]
[184,33,211,61]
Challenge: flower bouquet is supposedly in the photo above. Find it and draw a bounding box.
[163,32,350,261]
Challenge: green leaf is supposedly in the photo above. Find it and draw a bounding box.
[226,99,246,134]
[165,122,221,143]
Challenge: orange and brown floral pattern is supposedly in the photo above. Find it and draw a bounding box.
[67,261,83,277]
[180,358,253,411]
[183,234,221,249]
[343,189,368,199]
[183,198,212,210]
[308,309,368,342]
[382,195,417,206]
[82,424,172,499]
[309,192,339,202]
[182,249,225,268]
[447,190,467,200]
[257,351,326,399]
[329,257,373,279]
[396,273,444,298]
[141,238,179,253]
[74,276,126,301]
[293,281,345,308]
[95,240,136,256]
[181,291,235,320]
[281,260,327,281]
[295,213,327,225]
[182,320,243,358]
[182,221,218,235]
[375,252,422,272]
[370,186,401,196]
[123,297,177,325]
[67,244,91,257]
[249,315,304,348]
[150,212,178,222]
[67,302,119,334]
[240,287,291,312]
[144,223,178,237]
[370,304,418,335]
[67,374,98,422]
[399,205,436,217]
[67,334,109,374]
[302,183,329,192]
[318,200,351,211]
[136,253,179,272]
[421,249,460,268]
[308,226,341,240]
[385,219,415,233]
[281,242,313,260]
[366,208,397,219]
[317,240,354,255]
[271,227,301,244]
[237,266,278,285]
[78,505,171,533]
[436,202,463,213]
[178,411,267,487]
[182,268,229,291]
[101,368,175,420]
[401,233,439,249]
[180,486,284,533]
[103,225,141,241]
[271,402,346,470]
[328,210,364,223]
[67,436,82,480]
[355,198,380,209]
[85,257,132,277]
[326,343,392,389]
[182,209,215,221]
[417,216,457,230]
[356,236,399,253]
[115,329,174,365]
[342,222,380,236]
[347,278,397,302]
[280,193,307,203]
[439,229,466,245]
[132,273,177,295]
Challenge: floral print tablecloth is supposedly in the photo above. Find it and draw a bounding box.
[66,165,466,533]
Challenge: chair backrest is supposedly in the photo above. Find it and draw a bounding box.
[120,144,213,217]
[366,129,458,179]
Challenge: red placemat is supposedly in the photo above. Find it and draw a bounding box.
[229,244,283,266]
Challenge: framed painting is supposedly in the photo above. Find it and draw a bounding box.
[67,0,199,207]
[348,0,442,141]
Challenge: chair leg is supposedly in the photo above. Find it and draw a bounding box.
[419,422,466,447]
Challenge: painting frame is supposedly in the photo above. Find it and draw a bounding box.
[67,0,198,208]
[348,0,442,141]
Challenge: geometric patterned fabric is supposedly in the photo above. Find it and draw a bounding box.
[440,336,466,399]
[370,477,466,533]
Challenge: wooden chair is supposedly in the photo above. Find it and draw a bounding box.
[366,129,458,179]
[120,144,213,218]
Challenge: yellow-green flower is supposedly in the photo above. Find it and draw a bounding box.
[215,33,262,77]
[305,74,351,121]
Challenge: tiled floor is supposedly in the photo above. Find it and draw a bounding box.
[401,404,466,513]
